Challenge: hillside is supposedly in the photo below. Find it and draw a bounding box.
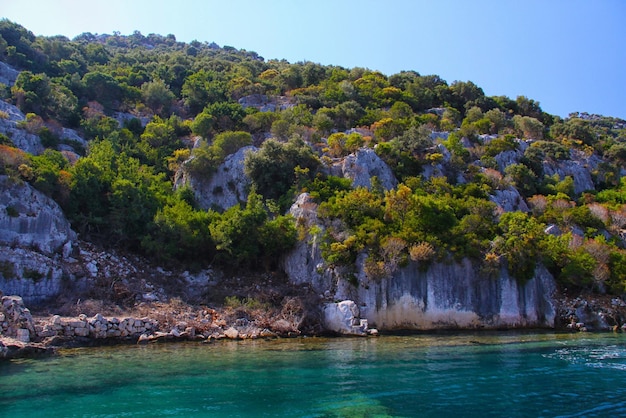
[1,19,626,339]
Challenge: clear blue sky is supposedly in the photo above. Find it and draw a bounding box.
[2,0,625,119]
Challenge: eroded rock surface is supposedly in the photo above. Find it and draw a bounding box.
[0,175,76,255]
[174,146,255,211]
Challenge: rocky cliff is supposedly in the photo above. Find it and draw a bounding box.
[283,192,556,331]
[0,175,78,304]
[0,175,76,255]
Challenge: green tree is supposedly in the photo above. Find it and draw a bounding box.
[495,212,545,281]
[245,137,319,203]
[82,71,122,109]
[191,110,214,139]
[181,69,227,114]
[142,199,215,264]
[141,79,175,116]
[513,115,544,139]
[209,191,297,270]
[504,163,538,197]
[11,71,51,115]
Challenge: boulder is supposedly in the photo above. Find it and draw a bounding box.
[224,327,240,339]
[322,300,368,336]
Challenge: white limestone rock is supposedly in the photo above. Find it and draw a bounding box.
[174,146,256,211]
[0,100,44,155]
[542,150,601,194]
[322,300,368,336]
[0,175,77,255]
[333,148,397,191]
[0,61,19,86]
[490,187,529,213]
[282,194,330,292]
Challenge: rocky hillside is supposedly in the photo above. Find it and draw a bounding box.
[1,20,626,339]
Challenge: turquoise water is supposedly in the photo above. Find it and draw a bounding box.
[2,332,626,417]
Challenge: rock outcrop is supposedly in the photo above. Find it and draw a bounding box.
[542,150,601,194]
[174,146,255,211]
[0,247,75,305]
[0,61,19,86]
[283,193,327,290]
[283,192,558,332]
[350,260,556,330]
[322,300,370,336]
[331,147,398,191]
[0,175,80,304]
[0,100,44,155]
[0,175,76,255]
[490,187,529,213]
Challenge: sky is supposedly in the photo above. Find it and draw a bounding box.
[1,0,625,119]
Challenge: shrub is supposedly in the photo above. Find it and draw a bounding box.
[409,241,436,262]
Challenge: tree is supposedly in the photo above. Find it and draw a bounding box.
[138,116,183,173]
[11,71,51,115]
[513,115,544,140]
[181,70,227,114]
[209,191,297,270]
[449,80,484,113]
[211,131,252,159]
[141,79,175,116]
[191,111,214,139]
[141,199,215,263]
[505,163,538,197]
[495,212,545,281]
[245,137,319,202]
[203,101,245,132]
[82,71,122,109]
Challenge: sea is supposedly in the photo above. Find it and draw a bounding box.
[1,332,626,417]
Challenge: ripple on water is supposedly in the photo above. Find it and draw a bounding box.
[2,333,626,417]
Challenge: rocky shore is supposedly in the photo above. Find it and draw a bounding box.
[1,291,379,360]
[3,288,626,361]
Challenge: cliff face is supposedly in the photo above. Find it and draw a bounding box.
[0,176,76,255]
[345,259,556,330]
[284,191,557,331]
[284,235,556,330]
[0,175,78,304]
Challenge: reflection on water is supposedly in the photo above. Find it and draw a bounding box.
[1,332,626,417]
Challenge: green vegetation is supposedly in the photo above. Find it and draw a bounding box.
[1,19,625,294]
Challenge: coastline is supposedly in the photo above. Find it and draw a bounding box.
[3,289,626,361]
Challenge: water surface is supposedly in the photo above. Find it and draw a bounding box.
[2,332,626,417]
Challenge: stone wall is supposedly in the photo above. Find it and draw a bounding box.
[0,294,158,343]
[36,314,158,340]
[1,295,35,342]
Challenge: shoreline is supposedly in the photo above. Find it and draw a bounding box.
[4,290,626,361]
[2,323,618,362]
